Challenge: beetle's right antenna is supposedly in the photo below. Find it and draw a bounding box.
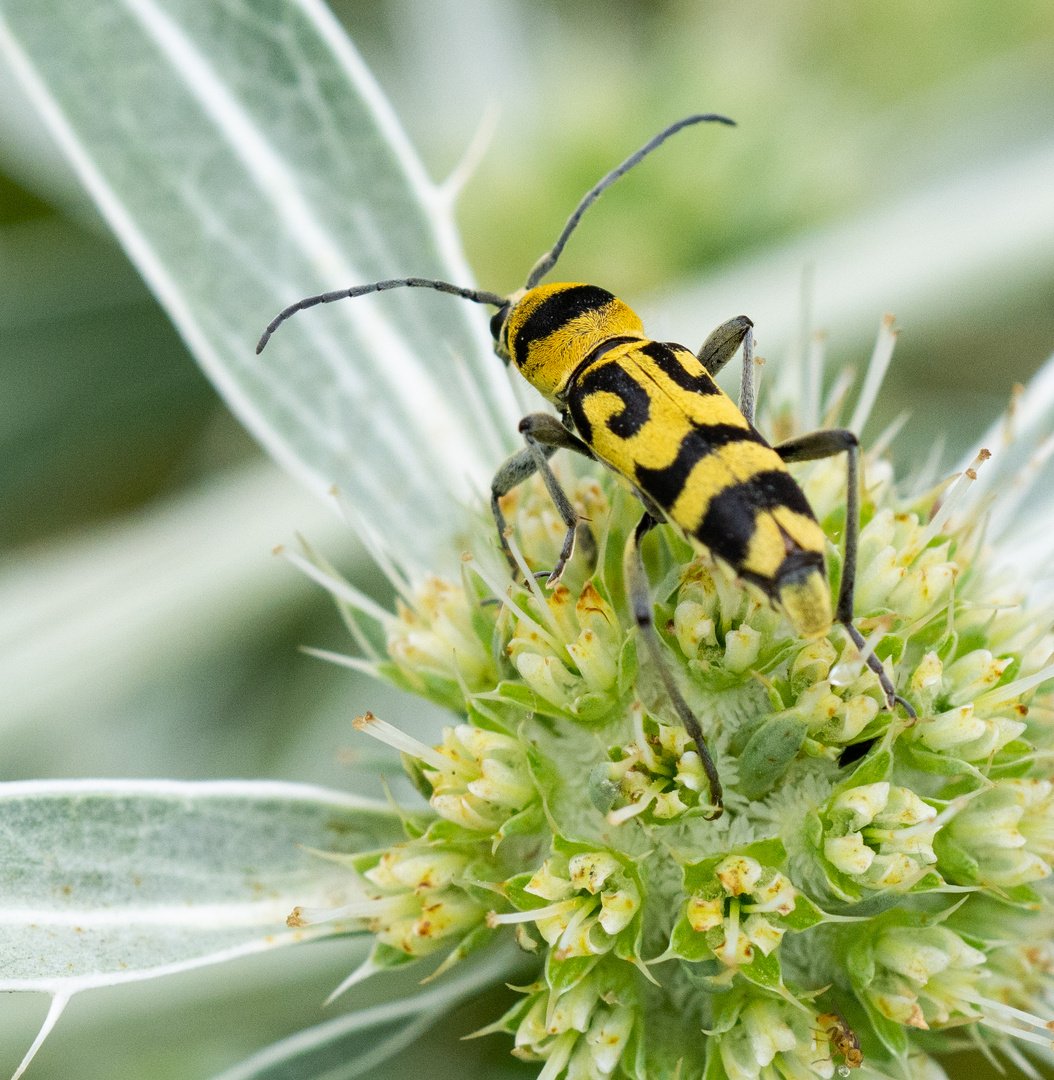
[257,277,506,353]
[524,113,736,291]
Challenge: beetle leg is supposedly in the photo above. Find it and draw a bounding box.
[521,414,595,586]
[491,413,594,585]
[738,323,756,426]
[697,316,756,422]
[491,443,553,575]
[623,512,724,818]
[697,315,752,377]
[519,411,594,458]
[775,429,916,719]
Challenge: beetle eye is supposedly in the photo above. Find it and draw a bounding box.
[490,305,509,341]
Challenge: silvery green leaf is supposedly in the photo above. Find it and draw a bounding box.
[0,779,403,1076]
[0,0,520,572]
[0,778,401,993]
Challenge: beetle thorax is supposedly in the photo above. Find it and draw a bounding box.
[504,283,645,401]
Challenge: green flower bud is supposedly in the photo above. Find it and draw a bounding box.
[526,857,577,902]
[514,650,580,711]
[912,702,1025,761]
[946,779,1054,886]
[821,782,939,892]
[673,598,718,657]
[888,557,955,621]
[424,723,536,832]
[790,639,837,694]
[569,850,622,894]
[725,624,763,673]
[717,855,765,896]
[869,925,986,1029]
[943,649,1011,706]
[910,651,944,712]
[577,1004,634,1075]
[853,538,904,614]
[364,848,469,891]
[385,889,485,954]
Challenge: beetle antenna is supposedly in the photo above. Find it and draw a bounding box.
[257,277,506,353]
[524,113,736,291]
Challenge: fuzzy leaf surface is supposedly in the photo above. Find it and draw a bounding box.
[0,778,402,991]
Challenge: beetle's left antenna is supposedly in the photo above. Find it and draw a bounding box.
[257,277,506,353]
[524,113,736,291]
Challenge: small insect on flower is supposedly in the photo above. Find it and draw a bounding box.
[817,1011,863,1070]
[258,114,916,818]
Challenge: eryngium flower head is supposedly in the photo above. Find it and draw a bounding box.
[296,329,1054,1078]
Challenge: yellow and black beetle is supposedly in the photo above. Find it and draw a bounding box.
[259,114,914,818]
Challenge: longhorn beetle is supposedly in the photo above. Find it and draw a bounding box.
[258,114,916,818]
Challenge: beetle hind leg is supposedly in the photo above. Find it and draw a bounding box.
[775,428,916,720]
[623,512,723,817]
[843,622,917,721]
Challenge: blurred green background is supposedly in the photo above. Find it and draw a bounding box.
[1,1,1052,1076]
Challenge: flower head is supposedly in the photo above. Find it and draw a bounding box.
[287,836,486,962]
[662,843,822,983]
[490,846,643,962]
[295,319,1054,1077]
[352,712,539,842]
[942,778,1054,888]
[481,958,638,1080]
[713,994,837,1080]
[590,702,712,824]
[866,923,988,1030]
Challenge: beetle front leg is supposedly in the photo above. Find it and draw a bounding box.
[490,413,595,585]
[491,443,551,575]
